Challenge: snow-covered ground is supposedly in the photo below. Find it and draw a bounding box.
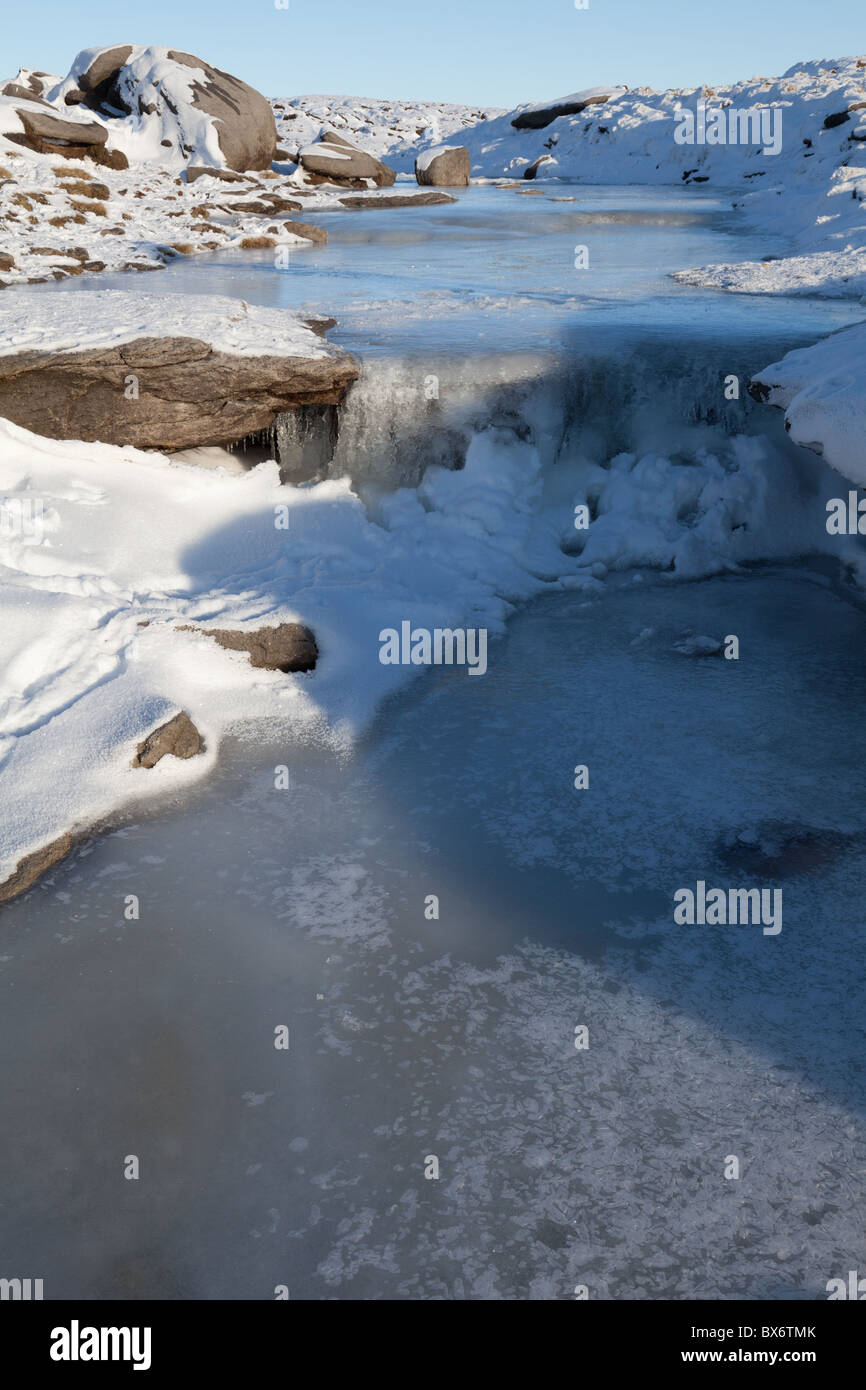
[272,95,505,165]
[0,288,333,359]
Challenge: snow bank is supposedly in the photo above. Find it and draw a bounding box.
[751,321,866,484]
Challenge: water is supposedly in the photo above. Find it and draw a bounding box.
[3,187,866,1300]
[25,185,862,356]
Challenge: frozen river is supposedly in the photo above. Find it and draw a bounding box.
[2,187,865,1299]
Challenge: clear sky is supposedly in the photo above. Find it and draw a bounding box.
[3,0,863,109]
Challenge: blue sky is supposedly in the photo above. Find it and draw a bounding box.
[4,0,863,107]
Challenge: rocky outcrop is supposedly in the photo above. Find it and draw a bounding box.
[415,145,470,187]
[0,290,360,450]
[14,45,277,172]
[0,338,359,450]
[298,130,396,188]
[511,86,626,130]
[182,623,318,672]
[132,712,203,768]
[7,108,128,169]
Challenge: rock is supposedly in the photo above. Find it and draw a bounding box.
[338,191,457,209]
[54,46,277,171]
[0,291,360,450]
[0,831,76,904]
[283,221,328,244]
[511,85,625,130]
[8,108,128,169]
[824,109,850,128]
[298,130,396,187]
[166,49,276,170]
[524,154,555,180]
[415,144,470,187]
[0,252,16,271]
[185,165,249,184]
[132,711,203,768]
[184,623,318,672]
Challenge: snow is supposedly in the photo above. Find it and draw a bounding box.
[0,289,331,360]
[751,321,866,484]
[272,95,504,166]
[0,407,851,885]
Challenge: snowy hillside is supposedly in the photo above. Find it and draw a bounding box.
[445,56,866,297]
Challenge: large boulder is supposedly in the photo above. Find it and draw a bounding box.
[298,130,396,188]
[511,85,627,130]
[415,144,470,187]
[46,45,277,170]
[0,290,360,451]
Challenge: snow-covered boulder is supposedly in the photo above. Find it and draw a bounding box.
[0,291,359,450]
[298,129,396,187]
[415,144,470,187]
[3,45,277,171]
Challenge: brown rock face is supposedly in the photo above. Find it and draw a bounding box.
[167,50,276,171]
[415,146,471,187]
[188,623,318,673]
[0,335,360,450]
[132,711,203,768]
[299,132,396,188]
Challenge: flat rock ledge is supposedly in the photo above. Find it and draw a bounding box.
[0,334,360,450]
